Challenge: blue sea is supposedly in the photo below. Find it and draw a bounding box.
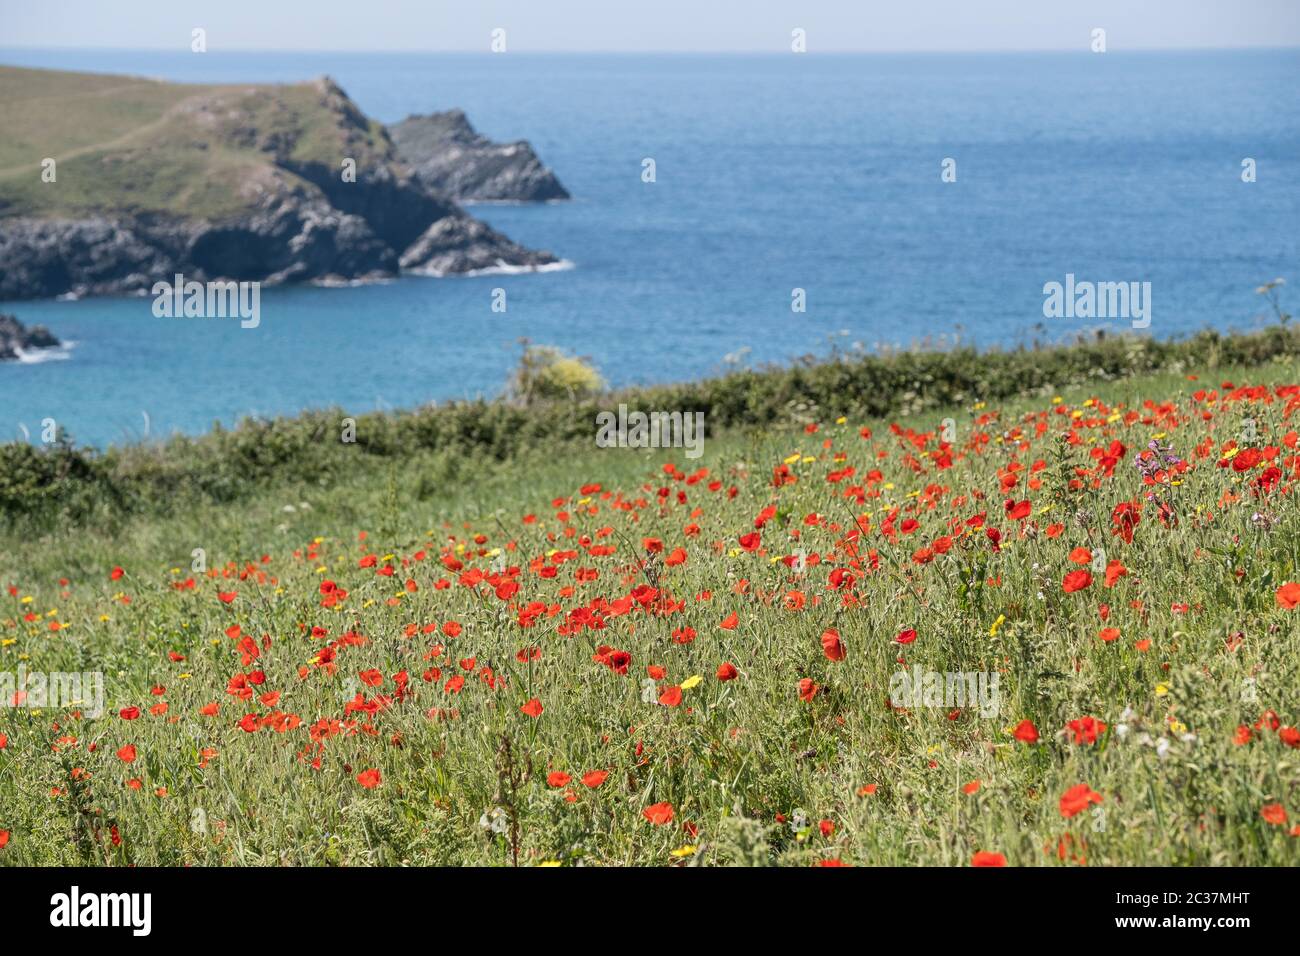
[1,49,1298,448]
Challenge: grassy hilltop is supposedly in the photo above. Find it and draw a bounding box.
[0,64,392,221]
[0,65,556,298]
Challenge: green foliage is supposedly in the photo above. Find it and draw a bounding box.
[0,66,397,221]
[507,342,606,406]
[4,325,1300,531]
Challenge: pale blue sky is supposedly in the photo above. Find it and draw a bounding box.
[1,0,1297,52]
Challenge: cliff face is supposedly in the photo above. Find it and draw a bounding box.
[0,201,397,299]
[0,68,559,300]
[389,110,570,202]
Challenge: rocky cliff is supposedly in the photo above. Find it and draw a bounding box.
[0,67,560,300]
[389,110,570,202]
[0,313,60,361]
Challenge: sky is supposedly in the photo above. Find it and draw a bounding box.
[1,0,1298,52]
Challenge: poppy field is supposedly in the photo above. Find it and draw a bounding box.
[1,364,1299,867]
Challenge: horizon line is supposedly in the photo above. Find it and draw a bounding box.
[3,44,1298,56]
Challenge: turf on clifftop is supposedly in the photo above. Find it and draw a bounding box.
[0,65,394,221]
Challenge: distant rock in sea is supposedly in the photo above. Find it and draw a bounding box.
[0,313,60,361]
[389,110,570,203]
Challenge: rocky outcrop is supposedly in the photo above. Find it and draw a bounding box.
[0,313,60,361]
[0,200,396,300]
[400,215,559,276]
[389,110,570,202]
[0,71,562,301]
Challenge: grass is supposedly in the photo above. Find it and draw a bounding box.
[7,324,1300,530]
[0,65,393,221]
[1,359,1298,866]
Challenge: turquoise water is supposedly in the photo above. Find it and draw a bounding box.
[1,49,1297,448]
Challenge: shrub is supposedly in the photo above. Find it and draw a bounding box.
[507,342,606,406]
[2,324,1298,530]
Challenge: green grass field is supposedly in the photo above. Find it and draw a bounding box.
[1,361,1298,866]
[0,65,392,221]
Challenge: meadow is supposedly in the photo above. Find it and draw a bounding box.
[0,64,394,221]
[0,345,1298,866]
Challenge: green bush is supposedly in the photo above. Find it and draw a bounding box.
[507,343,606,405]
[3,325,1298,530]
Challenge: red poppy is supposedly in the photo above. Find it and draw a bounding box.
[821,628,846,661]
[1104,560,1128,587]
[716,662,738,681]
[357,768,381,789]
[547,771,572,788]
[1111,501,1141,543]
[115,744,137,763]
[671,626,697,645]
[1012,719,1039,744]
[1276,582,1300,610]
[1232,447,1262,472]
[643,801,674,825]
[520,698,544,718]
[1005,499,1031,521]
[1062,569,1093,593]
[581,770,609,788]
[658,685,683,708]
[1059,784,1103,818]
[971,850,1006,867]
[1261,803,1288,825]
[1066,716,1107,745]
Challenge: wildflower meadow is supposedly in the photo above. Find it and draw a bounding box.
[1,361,1297,867]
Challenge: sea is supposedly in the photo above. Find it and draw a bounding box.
[1,48,1297,448]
